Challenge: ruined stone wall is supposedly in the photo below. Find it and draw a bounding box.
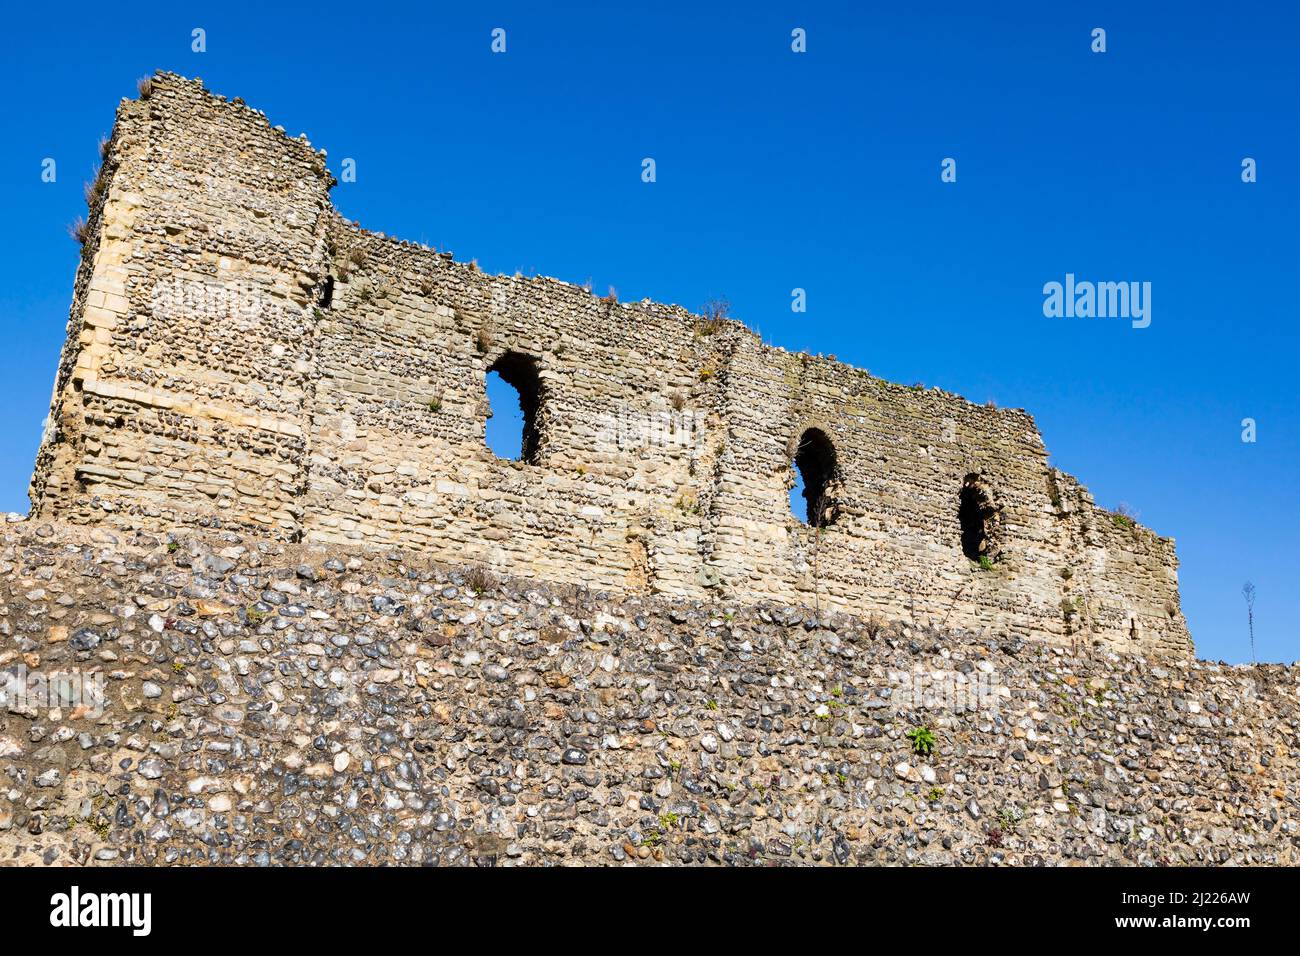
[28,73,1191,658]
[29,74,333,539]
[0,524,1292,867]
[304,220,709,600]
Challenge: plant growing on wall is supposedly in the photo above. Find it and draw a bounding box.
[695,297,730,337]
[1111,502,1139,531]
[1242,581,1256,664]
[906,725,936,756]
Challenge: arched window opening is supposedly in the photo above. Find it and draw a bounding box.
[790,428,840,528]
[959,473,999,563]
[485,352,543,463]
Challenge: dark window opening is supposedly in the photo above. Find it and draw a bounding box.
[790,428,839,528]
[959,473,999,562]
[319,276,334,309]
[485,351,543,463]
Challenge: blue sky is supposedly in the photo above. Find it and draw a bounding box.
[2,2,1295,662]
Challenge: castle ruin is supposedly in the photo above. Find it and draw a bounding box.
[29,74,1191,657]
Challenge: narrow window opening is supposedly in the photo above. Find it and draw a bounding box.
[319,276,334,309]
[790,428,839,528]
[485,351,543,463]
[959,473,999,562]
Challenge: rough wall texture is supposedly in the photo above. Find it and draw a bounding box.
[28,73,1190,658]
[0,524,1294,867]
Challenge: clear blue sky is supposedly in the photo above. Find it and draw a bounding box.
[2,2,1295,663]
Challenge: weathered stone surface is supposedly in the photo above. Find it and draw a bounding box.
[26,72,1188,658]
[0,523,1293,867]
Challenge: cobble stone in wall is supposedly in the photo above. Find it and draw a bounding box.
[0,523,1290,866]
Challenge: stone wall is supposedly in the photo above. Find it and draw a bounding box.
[29,74,333,540]
[0,523,1292,866]
[28,73,1191,658]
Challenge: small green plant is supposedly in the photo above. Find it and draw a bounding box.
[659,811,679,830]
[906,725,936,756]
[245,605,268,625]
[427,396,443,413]
[976,555,994,571]
[1111,502,1138,531]
[166,541,179,554]
[705,699,718,711]
[998,806,1023,832]
[925,786,944,803]
[171,660,185,673]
